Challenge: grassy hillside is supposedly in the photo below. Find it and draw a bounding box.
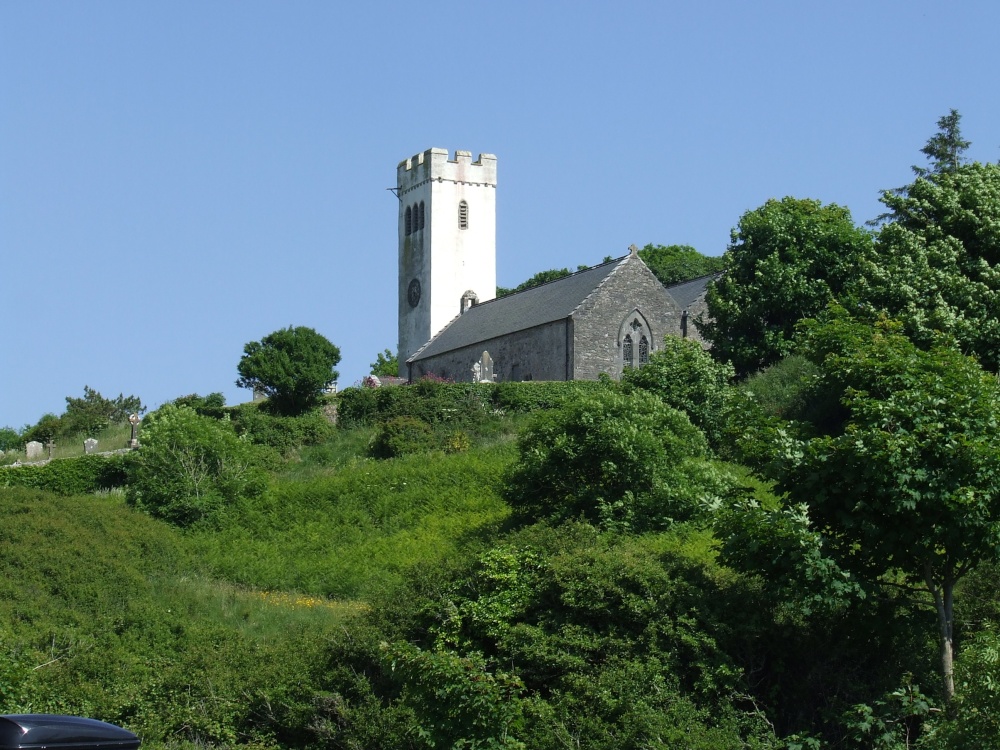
[2,373,998,749]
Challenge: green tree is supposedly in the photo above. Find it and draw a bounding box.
[637,243,725,286]
[62,385,144,436]
[774,309,1000,702]
[0,426,21,452]
[236,326,341,414]
[21,413,62,445]
[620,336,737,453]
[700,197,873,377]
[856,161,1000,371]
[127,404,266,527]
[369,348,398,377]
[503,389,721,532]
[915,108,970,177]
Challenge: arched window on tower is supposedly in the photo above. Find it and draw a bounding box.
[459,200,469,230]
[638,335,649,365]
[418,201,425,230]
[405,206,412,236]
[623,334,634,369]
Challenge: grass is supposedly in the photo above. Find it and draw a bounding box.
[1,422,134,464]
[190,439,517,599]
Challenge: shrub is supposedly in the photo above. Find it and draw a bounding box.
[504,389,723,531]
[337,380,610,428]
[621,337,736,451]
[230,401,335,452]
[127,405,268,527]
[0,454,129,495]
[370,416,437,459]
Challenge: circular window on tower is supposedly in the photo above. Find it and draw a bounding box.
[407,278,422,308]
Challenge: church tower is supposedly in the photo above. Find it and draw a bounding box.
[397,148,497,366]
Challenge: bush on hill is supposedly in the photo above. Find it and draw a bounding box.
[127,404,268,527]
[504,389,729,532]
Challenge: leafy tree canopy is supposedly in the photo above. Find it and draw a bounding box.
[621,336,737,454]
[637,243,725,286]
[856,161,1000,371]
[236,326,341,414]
[700,197,873,377]
[62,385,144,436]
[0,426,21,452]
[503,388,726,532]
[369,348,399,377]
[774,308,1000,701]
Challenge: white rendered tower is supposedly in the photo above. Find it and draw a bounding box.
[397,148,497,366]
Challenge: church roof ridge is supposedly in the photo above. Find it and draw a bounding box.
[486,253,627,306]
[408,254,631,363]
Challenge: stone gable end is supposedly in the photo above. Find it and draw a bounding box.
[571,257,681,380]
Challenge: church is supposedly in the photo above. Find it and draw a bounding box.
[396,148,712,383]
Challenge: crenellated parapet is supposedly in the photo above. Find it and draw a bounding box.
[397,148,497,195]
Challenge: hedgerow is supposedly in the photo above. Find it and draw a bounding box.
[0,453,130,495]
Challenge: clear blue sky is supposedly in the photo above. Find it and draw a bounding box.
[3,1,998,429]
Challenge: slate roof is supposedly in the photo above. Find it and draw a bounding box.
[664,272,720,311]
[408,256,717,363]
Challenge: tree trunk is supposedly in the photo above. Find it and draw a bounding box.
[926,566,955,702]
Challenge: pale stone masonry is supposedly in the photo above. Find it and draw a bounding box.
[396,148,714,384]
[397,148,497,366]
[406,246,713,383]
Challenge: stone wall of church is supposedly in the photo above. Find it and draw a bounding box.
[685,291,711,344]
[571,255,682,380]
[407,320,571,383]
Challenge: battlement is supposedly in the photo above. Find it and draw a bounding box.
[397,148,497,189]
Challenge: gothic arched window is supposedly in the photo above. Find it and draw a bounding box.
[459,200,469,230]
[418,201,426,230]
[617,309,653,377]
[404,206,412,236]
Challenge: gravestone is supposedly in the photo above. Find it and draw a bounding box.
[478,351,494,383]
[25,441,44,459]
[84,438,98,454]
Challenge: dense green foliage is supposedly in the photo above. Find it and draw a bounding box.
[236,326,341,414]
[228,399,335,453]
[0,426,21,451]
[621,336,739,453]
[638,242,725,285]
[914,108,970,178]
[369,348,399,377]
[776,309,1000,700]
[0,453,129,494]
[336,379,608,427]
[504,389,727,532]
[17,386,144,445]
[127,404,268,527]
[701,197,874,377]
[857,161,1000,371]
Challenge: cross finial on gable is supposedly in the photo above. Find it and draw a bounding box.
[628,244,639,256]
